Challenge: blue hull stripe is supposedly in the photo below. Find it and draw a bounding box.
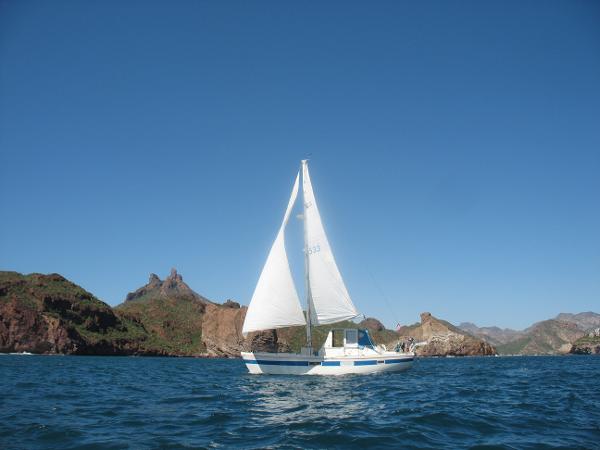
[354,360,377,366]
[385,358,414,364]
[321,361,341,366]
[244,359,309,366]
[244,358,414,367]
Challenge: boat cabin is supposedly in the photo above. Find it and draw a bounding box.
[319,328,377,356]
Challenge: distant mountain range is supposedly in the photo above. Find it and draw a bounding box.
[1,270,598,356]
[458,323,524,346]
[458,312,600,355]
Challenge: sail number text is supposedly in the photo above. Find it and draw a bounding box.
[306,245,321,255]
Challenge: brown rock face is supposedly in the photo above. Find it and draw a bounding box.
[0,297,79,354]
[396,312,496,357]
[0,272,156,355]
[244,329,292,353]
[200,303,291,355]
[201,303,246,357]
[222,300,241,309]
[570,335,600,355]
[117,271,299,357]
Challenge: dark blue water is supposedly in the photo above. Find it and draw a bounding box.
[1,355,599,449]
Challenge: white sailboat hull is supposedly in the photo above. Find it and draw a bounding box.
[241,351,414,375]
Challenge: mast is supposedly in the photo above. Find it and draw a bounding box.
[302,159,313,350]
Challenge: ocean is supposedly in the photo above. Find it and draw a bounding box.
[1,355,599,449]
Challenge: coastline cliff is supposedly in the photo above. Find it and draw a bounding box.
[0,271,155,355]
[569,328,600,355]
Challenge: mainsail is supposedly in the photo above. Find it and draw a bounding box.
[242,173,306,335]
[302,161,359,325]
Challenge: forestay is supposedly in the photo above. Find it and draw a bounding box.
[302,161,359,324]
[242,173,307,335]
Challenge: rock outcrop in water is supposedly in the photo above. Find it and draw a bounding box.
[397,312,497,357]
[569,328,600,355]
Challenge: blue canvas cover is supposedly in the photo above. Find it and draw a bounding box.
[358,329,375,348]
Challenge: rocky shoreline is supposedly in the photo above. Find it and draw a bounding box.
[569,328,600,355]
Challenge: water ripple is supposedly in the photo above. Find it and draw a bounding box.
[1,355,599,449]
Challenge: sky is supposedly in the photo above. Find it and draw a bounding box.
[1,0,599,330]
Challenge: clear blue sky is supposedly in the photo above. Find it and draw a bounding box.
[1,1,599,330]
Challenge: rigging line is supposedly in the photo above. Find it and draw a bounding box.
[364,263,402,328]
[312,247,390,325]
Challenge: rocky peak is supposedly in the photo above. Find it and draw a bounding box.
[418,312,463,339]
[396,311,496,357]
[148,273,161,287]
[161,268,186,292]
[168,268,182,282]
[124,269,211,304]
[222,300,241,309]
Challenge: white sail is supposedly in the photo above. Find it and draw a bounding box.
[242,173,306,335]
[302,161,359,325]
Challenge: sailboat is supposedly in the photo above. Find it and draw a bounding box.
[241,160,415,375]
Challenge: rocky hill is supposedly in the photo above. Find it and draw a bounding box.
[554,312,600,331]
[397,313,496,357]
[0,270,251,357]
[495,319,586,355]
[116,269,247,357]
[116,270,209,356]
[0,271,155,355]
